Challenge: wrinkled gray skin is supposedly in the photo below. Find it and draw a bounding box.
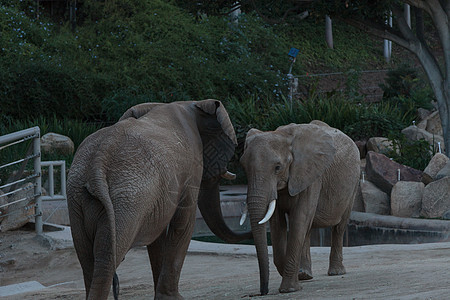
[67,100,251,300]
[240,121,360,295]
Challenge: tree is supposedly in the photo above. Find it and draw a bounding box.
[323,0,449,157]
[181,0,450,156]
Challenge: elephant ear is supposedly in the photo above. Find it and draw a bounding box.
[119,103,163,121]
[279,124,336,196]
[195,99,237,179]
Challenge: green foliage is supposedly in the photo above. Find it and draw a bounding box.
[380,64,435,123]
[0,0,433,181]
[0,0,386,123]
[385,134,434,171]
[0,59,112,121]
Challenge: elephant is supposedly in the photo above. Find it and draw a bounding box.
[67,99,251,300]
[239,120,360,295]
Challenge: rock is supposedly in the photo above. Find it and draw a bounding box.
[401,125,445,154]
[435,160,450,180]
[366,137,395,154]
[354,140,367,159]
[390,181,424,218]
[360,180,390,215]
[417,108,432,122]
[420,177,450,219]
[422,153,449,184]
[41,133,74,156]
[424,111,443,136]
[365,151,423,195]
[0,183,36,232]
[352,182,365,212]
[442,210,450,220]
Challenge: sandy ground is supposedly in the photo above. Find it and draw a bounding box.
[1,227,450,300]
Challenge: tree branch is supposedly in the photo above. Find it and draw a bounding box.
[403,0,432,14]
[338,17,411,49]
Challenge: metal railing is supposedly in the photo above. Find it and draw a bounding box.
[0,127,43,234]
[41,161,66,202]
[40,160,67,224]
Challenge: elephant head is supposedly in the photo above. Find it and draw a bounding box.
[120,99,252,243]
[239,123,336,295]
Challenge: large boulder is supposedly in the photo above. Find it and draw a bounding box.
[366,137,395,154]
[41,133,74,156]
[352,182,365,212]
[435,160,450,180]
[416,108,432,122]
[390,181,424,218]
[0,183,36,232]
[365,151,423,195]
[443,210,450,220]
[401,125,445,153]
[422,111,443,136]
[360,180,390,215]
[420,177,450,219]
[422,153,449,184]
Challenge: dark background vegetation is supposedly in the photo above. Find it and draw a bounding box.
[0,0,436,182]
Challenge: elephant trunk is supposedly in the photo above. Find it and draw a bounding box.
[247,195,270,295]
[197,178,252,243]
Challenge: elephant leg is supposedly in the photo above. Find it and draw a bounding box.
[147,230,166,293]
[298,229,313,280]
[70,211,94,298]
[270,208,287,277]
[155,203,196,299]
[88,214,116,300]
[279,183,320,294]
[68,191,100,298]
[328,207,351,276]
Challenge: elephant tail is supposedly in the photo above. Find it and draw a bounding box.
[113,272,120,300]
[85,164,119,294]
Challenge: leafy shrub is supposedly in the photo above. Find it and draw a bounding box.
[0,59,112,121]
[385,134,434,171]
[380,64,434,121]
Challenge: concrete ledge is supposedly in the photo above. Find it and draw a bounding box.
[350,211,450,232]
[0,281,45,297]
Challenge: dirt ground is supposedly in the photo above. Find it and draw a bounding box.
[1,228,450,300]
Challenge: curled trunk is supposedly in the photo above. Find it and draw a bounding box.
[197,178,252,243]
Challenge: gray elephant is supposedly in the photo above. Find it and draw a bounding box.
[239,120,360,295]
[67,99,251,300]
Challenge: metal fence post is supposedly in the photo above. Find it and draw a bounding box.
[33,130,43,235]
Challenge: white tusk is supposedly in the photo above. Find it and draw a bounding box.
[258,200,276,225]
[221,171,236,180]
[240,206,248,226]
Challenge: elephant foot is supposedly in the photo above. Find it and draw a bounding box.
[155,292,184,300]
[279,277,301,294]
[328,264,346,276]
[298,269,313,281]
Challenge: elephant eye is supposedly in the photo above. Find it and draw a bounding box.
[275,165,282,173]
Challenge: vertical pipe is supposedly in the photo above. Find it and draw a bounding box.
[325,15,333,49]
[383,11,392,63]
[404,4,411,28]
[61,162,66,198]
[33,128,42,235]
[49,164,54,197]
